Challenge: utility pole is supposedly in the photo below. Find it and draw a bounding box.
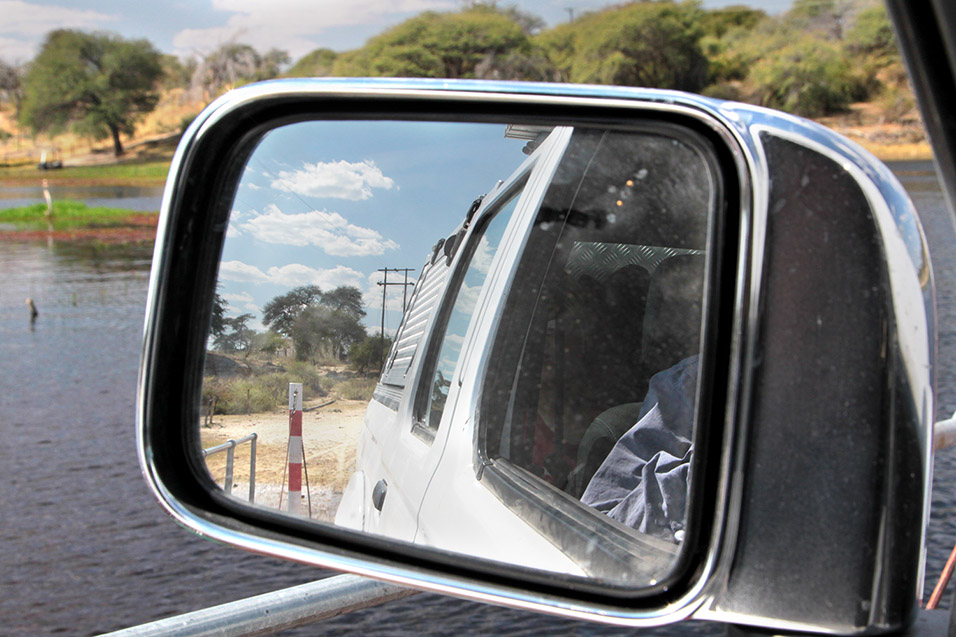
[376,267,415,371]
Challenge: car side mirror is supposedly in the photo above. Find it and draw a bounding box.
[138,79,934,634]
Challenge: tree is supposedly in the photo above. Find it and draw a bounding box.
[210,291,227,340]
[845,4,898,65]
[699,5,767,38]
[263,285,366,361]
[749,35,859,116]
[262,285,323,337]
[159,54,194,90]
[255,330,287,356]
[536,1,709,91]
[290,304,367,362]
[458,1,546,35]
[349,335,393,374]
[190,43,289,98]
[0,59,24,117]
[214,313,255,355]
[333,6,531,78]
[321,286,365,319]
[785,0,858,40]
[20,30,162,156]
[286,48,337,77]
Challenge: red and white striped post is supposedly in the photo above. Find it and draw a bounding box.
[287,383,303,515]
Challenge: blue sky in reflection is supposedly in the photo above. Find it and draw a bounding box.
[220,120,528,333]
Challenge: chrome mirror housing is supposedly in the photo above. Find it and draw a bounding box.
[138,79,934,634]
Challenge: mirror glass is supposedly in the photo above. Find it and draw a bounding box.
[200,118,719,587]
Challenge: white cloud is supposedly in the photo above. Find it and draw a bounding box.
[172,0,452,59]
[226,209,245,238]
[222,291,260,314]
[456,281,482,316]
[240,204,399,257]
[219,260,366,290]
[0,1,116,59]
[470,234,497,275]
[265,263,366,289]
[271,160,395,201]
[223,291,254,303]
[220,260,271,284]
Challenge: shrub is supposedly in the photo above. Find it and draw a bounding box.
[749,36,860,117]
[201,361,326,416]
[349,335,393,374]
[335,377,377,401]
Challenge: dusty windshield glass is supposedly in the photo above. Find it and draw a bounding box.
[480,127,718,577]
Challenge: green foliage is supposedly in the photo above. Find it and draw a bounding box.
[320,286,365,319]
[262,284,324,337]
[749,35,859,116]
[0,199,141,230]
[159,54,193,90]
[332,6,530,78]
[349,335,394,374]
[699,11,781,84]
[536,1,709,91]
[202,361,326,416]
[210,291,227,339]
[845,5,898,65]
[20,30,163,156]
[291,304,366,362]
[263,285,367,362]
[0,160,170,183]
[214,313,255,354]
[255,330,287,356]
[286,48,338,77]
[0,58,24,116]
[699,5,767,38]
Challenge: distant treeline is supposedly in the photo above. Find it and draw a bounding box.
[283,0,905,119]
[0,0,910,154]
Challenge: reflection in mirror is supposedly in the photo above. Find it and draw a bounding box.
[200,119,719,588]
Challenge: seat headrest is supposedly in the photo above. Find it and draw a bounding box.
[641,254,705,375]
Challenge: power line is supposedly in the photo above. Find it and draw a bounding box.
[376,267,415,371]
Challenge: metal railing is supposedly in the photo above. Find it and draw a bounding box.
[102,574,417,636]
[203,433,257,502]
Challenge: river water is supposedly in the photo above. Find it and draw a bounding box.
[1,168,955,635]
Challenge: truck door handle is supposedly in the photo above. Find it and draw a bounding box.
[372,479,388,511]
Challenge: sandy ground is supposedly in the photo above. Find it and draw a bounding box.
[200,399,367,523]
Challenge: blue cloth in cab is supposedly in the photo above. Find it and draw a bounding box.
[580,355,698,543]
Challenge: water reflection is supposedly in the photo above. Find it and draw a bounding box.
[0,184,164,212]
[50,241,154,273]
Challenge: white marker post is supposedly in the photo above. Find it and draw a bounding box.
[287,383,303,515]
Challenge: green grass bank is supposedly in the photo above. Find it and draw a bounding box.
[0,199,154,232]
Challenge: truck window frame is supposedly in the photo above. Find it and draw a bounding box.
[410,178,529,444]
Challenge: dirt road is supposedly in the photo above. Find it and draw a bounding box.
[200,399,367,523]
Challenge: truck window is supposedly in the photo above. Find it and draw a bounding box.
[414,186,525,440]
[479,126,720,556]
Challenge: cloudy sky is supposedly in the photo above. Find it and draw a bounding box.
[1,0,794,62]
[220,119,530,333]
